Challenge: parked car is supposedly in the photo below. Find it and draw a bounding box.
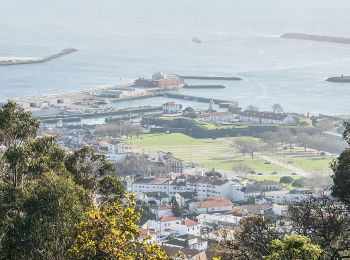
[270,171,278,175]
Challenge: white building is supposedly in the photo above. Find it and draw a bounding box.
[198,112,239,124]
[163,234,208,251]
[265,189,314,204]
[132,176,245,202]
[150,205,173,218]
[196,213,241,228]
[239,110,295,125]
[189,197,233,214]
[163,102,183,114]
[139,191,171,206]
[145,215,201,237]
[139,228,159,244]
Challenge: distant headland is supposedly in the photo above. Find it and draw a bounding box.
[0,48,78,66]
[326,75,350,82]
[280,33,350,45]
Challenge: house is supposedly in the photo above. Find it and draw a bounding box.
[175,192,197,207]
[132,176,245,202]
[160,246,210,260]
[145,215,201,237]
[256,180,282,191]
[265,189,314,204]
[139,228,159,244]
[152,152,184,173]
[139,191,170,206]
[237,204,274,217]
[189,197,233,214]
[239,110,295,125]
[163,102,183,114]
[196,213,241,228]
[198,111,239,124]
[163,234,208,251]
[150,205,173,218]
[239,184,263,202]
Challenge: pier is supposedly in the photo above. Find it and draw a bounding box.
[183,84,226,89]
[161,92,237,105]
[180,75,242,80]
[0,48,78,66]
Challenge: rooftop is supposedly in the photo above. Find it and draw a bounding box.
[157,215,180,222]
[191,198,233,209]
[239,110,289,120]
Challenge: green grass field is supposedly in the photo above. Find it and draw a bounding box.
[275,149,334,172]
[130,133,286,173]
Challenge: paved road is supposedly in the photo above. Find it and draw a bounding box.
[258,154,308,176]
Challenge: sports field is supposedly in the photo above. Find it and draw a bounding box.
[130,133,286,173]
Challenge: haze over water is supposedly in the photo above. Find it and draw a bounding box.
[1,0,350,115]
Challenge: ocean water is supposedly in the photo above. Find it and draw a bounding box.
[1,0,350,115]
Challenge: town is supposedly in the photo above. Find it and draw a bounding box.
[10,72,347,259]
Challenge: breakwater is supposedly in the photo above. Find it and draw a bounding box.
[281,33,350,45]
[0,48,78,66]
[183,84,226,89]
[326,76,350,82]
[162,92,235,104]
[37,106,162,123]
[180,75,242,80]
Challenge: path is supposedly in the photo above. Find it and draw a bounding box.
[258,154,308,176]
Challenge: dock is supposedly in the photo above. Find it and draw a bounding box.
[162,92,237,105]
[180,75,242,80]
[0,48,78,66]
[183,84,226,89]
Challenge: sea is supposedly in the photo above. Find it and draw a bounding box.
[1,0,350,115]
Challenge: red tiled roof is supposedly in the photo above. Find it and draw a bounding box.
[151,205,172,211]
[182,218,199,227]
[157,215,180,222]
[140,228,158,235]
[192,199,233,209]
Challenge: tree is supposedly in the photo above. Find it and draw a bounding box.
[0,101,126,258]
[279,176,293,184]
[183,107,197,118]
[65,146,115,192]
[260,131,279,151]
[172,200,183,217]
[332,122,350,206]
[246,139,260,159]
[246,105,259,111]
[98,174,125,203]
[234,138,260,158]
[331,148,350,207]
[343,121,350,145]
[288,196,350,259]
[232,163,253,179]
[66,194,167,259]
[264,235,322,260]
[271,104,283,114]
[315,119,333,131]
[216,216,284,259]
[0,172,92,259]
[205,168,222,178]
[291,178,304,188]
[0,101,39,147]
[296,133,312,152]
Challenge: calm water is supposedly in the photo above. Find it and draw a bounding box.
[1,0,350,114]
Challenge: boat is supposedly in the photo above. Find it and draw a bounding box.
[192,37,202,44]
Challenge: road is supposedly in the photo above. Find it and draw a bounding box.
[258,154,308,176]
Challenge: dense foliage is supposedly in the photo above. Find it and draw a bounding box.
[0,101,166,259]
